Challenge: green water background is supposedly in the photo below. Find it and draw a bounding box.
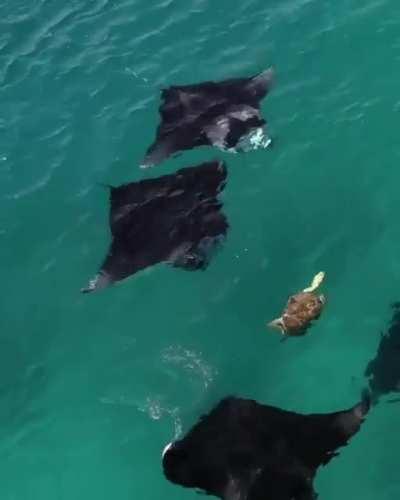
[1,0,400,498]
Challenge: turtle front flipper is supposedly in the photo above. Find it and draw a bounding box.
[302,271,325,293]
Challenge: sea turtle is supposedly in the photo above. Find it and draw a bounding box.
[268,272,326,338]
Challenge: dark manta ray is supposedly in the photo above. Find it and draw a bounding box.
[162,395,370,500]
[365,302,400,404]
[141,68,275,167]
[82,160,228,293]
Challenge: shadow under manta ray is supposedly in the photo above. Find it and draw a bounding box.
[141,68,275,168]
[82,160,228,293]
[364,302,400,404]
[162,395,370,500]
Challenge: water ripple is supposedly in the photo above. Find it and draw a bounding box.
[162,345,217,389]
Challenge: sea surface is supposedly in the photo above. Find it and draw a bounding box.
[1,0,400,498]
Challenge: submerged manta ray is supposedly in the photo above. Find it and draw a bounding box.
[82,160,228,293]
[162,395,370,500]
[141,68,275,167]
[365,302,400,404]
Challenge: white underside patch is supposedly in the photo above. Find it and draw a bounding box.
[235,127,272,152]
[162,441,173,458]
[220,127,272,154]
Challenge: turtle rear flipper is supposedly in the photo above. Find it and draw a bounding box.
[303,271,325,293]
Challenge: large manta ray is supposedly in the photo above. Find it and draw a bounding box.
[365,302,400,404]
[141,68,275,167]
[82,160,228,293]
[162,395,370,500]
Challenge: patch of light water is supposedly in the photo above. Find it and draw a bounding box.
[161,345,217,389]
[100,394,183,439]
[124,67,149,83]
[138,397,182,439]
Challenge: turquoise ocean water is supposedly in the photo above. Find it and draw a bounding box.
[1,0,400,498]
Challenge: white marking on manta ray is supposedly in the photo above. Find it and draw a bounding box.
[204,117,230,149]
[241,127,269,150]
[228,107,258,121]
[81,271,111,293]
[226,127,272,153]
[162,442,173,458]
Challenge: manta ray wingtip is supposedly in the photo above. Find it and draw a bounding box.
[81,272,111,294]
[248,66,275,98]
[255,66,275,85]
[139,161,152,169]
[263,65,276,76]
[80,282,96,294]
[357,389,371,417]
[96,182,113,190]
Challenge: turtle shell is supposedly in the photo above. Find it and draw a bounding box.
[281,292,324,336]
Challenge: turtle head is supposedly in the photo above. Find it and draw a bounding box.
[267,318,286,334]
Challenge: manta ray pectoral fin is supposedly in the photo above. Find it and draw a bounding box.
[354,389,371,419]
[335,391,371,438]
[247,67,275,97]
[141,137,176,168]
